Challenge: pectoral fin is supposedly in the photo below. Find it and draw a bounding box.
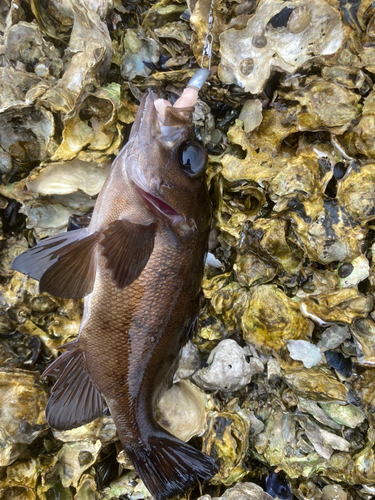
[42,341,103,430]
[11,228,99,299]
[101,219,156,289]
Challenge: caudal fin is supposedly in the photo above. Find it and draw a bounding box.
[125,433,219,500]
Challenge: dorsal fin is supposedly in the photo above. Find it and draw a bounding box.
[42,341,103,430]
[11,228,99,299]
[101,219,156,289]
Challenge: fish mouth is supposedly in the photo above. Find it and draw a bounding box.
[134,184,183,224]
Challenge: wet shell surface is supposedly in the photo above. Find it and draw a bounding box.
[287,6,312,34]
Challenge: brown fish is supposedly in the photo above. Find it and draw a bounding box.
[12,75,218,499]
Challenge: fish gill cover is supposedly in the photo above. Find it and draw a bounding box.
[0,0,375,499]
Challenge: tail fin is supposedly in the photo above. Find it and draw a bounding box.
[125,433,219,500]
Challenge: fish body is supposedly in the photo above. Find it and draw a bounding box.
[12,88,218,499]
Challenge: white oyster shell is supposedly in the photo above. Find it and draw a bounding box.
[26,159,110,197]
[20,202,81,238]
[193,339,264,392]
[41,439,102,488]
[157,379,212,442]
[218,0,345,93]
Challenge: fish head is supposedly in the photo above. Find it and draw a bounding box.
[125,90,210,237]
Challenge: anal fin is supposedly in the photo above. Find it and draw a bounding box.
[42,341,103,430]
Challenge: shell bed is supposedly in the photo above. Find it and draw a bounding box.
[0,0,375,499]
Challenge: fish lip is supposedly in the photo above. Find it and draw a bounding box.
[133,183,183,224]
[129,91,159,140]
[129,91,186,225]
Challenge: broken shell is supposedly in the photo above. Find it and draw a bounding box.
[300,288,373,325]
[287,340,322,369]
[41,440,102,488]
[221,482,274,500]
[5,22,63,77]
[336,163,375,221]
[296,414,350,459]
[120,29,160,81]
[52,416,118,445]
[51,87,125,162]
[284,367,348,402]
[238,99,263,133]
[351,317,375,365]
[0,106,55,175]
[287,6,312,34]
[297,398,342,430]
[321,484,347,500]
[174,340,201,382]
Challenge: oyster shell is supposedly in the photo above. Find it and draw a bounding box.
[202,407,251,485]
[242,285,313,355]
[26,159,110,197]
[193,339,264,392]
[4,22,63,77]
[0,369,48,465]
[0,106,55,178]
[157,379,212,442]
[218,0,347,93]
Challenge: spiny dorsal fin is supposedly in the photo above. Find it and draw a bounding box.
[42,341,103,431]
[101,219,156,289]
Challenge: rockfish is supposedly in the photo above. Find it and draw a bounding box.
[12,70,218,499]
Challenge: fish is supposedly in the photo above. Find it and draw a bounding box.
[11,69,219,500]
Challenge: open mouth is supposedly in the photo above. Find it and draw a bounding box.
[134,184,182,223]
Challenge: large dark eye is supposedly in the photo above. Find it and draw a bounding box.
[179,142,207,178]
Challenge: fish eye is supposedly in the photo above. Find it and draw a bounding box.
[179,142,207,178]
